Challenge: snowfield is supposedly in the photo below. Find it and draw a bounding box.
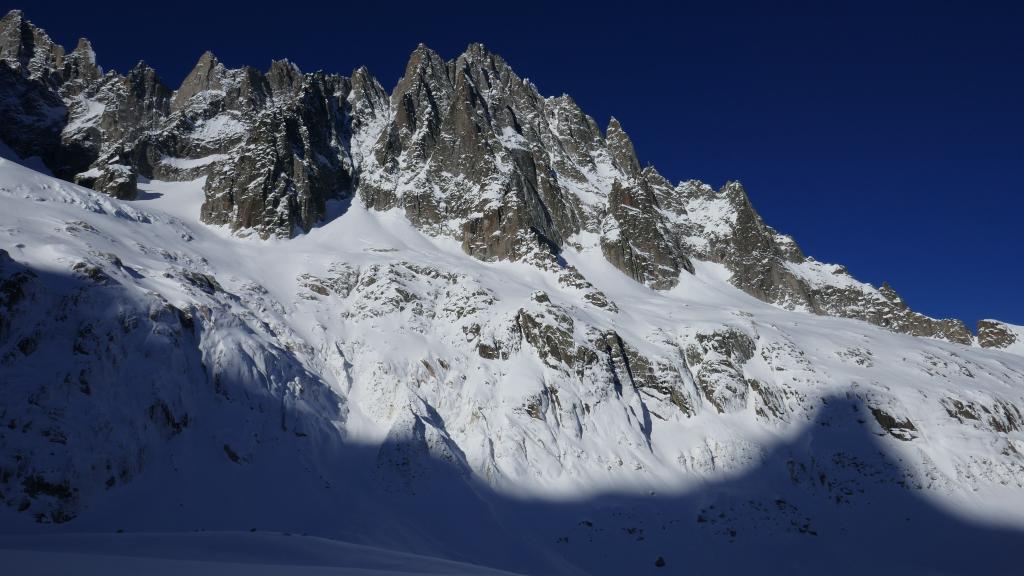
[1,155,1023,574]
[0,532,526,575]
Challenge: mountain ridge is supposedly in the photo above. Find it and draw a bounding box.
[1,9,1023,574]
[0,9,995,343]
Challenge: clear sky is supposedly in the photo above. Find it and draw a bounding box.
[9,0,1022,326]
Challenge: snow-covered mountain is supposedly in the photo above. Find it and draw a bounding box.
[1,9,1022,575]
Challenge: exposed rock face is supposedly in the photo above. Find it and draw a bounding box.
[508,290,700,435]
[601,170,693,289]
[358,43,689,287]
[56,61,172,179]
[346,66,390,169]
[685,328,757,414]
[978,319,1021,350]
[807,280,973,344]
[0,10,983,344]
[361,43,587,263]
[0,248,34,340]
[668,179,972,343]
[595,330,699,417]
[0,61,65,163]
[360,44,450,214]
[73,162,136,200]
[169,51,222,111]
[198,60,360,237]
[58,38,102,96]
[0,13,386,238]
[676,181,810,306]
[605,117,641,177]
[0,10,64,84]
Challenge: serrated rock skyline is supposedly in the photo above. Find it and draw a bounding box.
[2,10,1024,574]
[0,9,1000,344]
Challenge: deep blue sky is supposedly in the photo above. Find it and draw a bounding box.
[13,1,1023,326]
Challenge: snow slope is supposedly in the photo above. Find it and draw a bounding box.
[0,532,526,575]
[2,156,1024,574]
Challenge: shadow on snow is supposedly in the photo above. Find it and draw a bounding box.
[0,254,1021,576]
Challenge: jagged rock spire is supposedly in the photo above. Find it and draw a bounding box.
[601,170,694,289]
[347,65,389,168]
[171,50,223,110]
[266,58,302,93]
[59,38,102,96]
[357,43,452,211]
[0,14,980,343]
[605,117,641,177]
[0,9,65,83]
[387,43,452,156]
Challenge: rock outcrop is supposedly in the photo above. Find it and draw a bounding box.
[600,169,693,289]
[668,179,972,343]
[0,10,983,344]
[0,10,64,84]
[2,15,1024,571]
[978,319,1023,352]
